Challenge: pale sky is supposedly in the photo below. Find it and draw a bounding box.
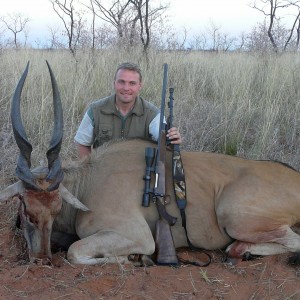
[169,0,260,35]
[1,0,262,44]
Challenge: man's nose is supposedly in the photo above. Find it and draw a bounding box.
[123,83,130,90]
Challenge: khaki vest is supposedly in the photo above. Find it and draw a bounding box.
[90,94,159,148]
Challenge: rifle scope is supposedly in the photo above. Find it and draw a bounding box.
[142,147,156,207]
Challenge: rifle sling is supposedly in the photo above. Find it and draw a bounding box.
[172,147,211,266]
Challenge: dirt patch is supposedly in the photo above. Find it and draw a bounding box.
[0,201,299,300]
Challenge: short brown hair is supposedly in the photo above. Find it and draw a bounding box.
[114,62,142,82]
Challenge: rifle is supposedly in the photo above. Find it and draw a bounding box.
[142,63,176,225]
[142,63,178,265]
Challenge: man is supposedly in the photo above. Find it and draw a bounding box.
[75,62,182,159]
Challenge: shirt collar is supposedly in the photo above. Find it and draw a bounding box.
[101,94,144,116]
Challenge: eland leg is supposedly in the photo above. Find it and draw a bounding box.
[67,230,155,265]
[225,226,300,264]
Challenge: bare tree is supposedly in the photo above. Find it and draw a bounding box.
[88,0,96,49]
[189,33,208,50]
[206,21,222,51]
[287,0,300,49]
[245,19,281,52]
[87,0,168,51]
[235,32,247,51]
[129,0,168,57]
[0,23,6,50]
[81,0,131,49]
[296,13,300,47]
[89,0,131,40]
[129,0,150,52]
[251,0,300,52]
[50,0,87,54]
[48,25,65,48]
[0,13,30,48]
[220,33,237,52]
[149,16,177,50]
[94,24,117,48]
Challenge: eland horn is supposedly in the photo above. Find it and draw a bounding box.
[45,60,64,191]
[11,61,64,191]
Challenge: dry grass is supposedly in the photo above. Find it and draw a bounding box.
[1,49,300,189]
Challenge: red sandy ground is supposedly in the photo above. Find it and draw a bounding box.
[0,202,299,300]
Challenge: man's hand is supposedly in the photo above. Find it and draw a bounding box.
[167,127,182,144]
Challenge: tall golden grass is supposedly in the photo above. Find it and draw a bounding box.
[1,48,300,188]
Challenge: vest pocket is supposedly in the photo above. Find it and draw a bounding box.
[93,127,113,148]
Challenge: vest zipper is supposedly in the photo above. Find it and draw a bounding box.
[121,116,126,138]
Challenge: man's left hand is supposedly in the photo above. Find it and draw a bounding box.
[167,127,182,144]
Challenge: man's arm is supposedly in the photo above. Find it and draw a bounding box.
[76,143,91,160]
[74,110,94,160]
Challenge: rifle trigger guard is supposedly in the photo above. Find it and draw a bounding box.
[156,197,177,226]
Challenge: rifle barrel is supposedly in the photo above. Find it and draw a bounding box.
[157,63,168,159]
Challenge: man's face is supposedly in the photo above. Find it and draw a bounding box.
[114,69,142,105]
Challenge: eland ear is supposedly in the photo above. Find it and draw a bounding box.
[0,181,25,202]
[59,184,90,211]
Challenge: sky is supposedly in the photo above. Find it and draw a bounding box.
[169,0,260,35]
[0,0,262,45]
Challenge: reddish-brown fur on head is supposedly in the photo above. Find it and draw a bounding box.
[18,184,62,264]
